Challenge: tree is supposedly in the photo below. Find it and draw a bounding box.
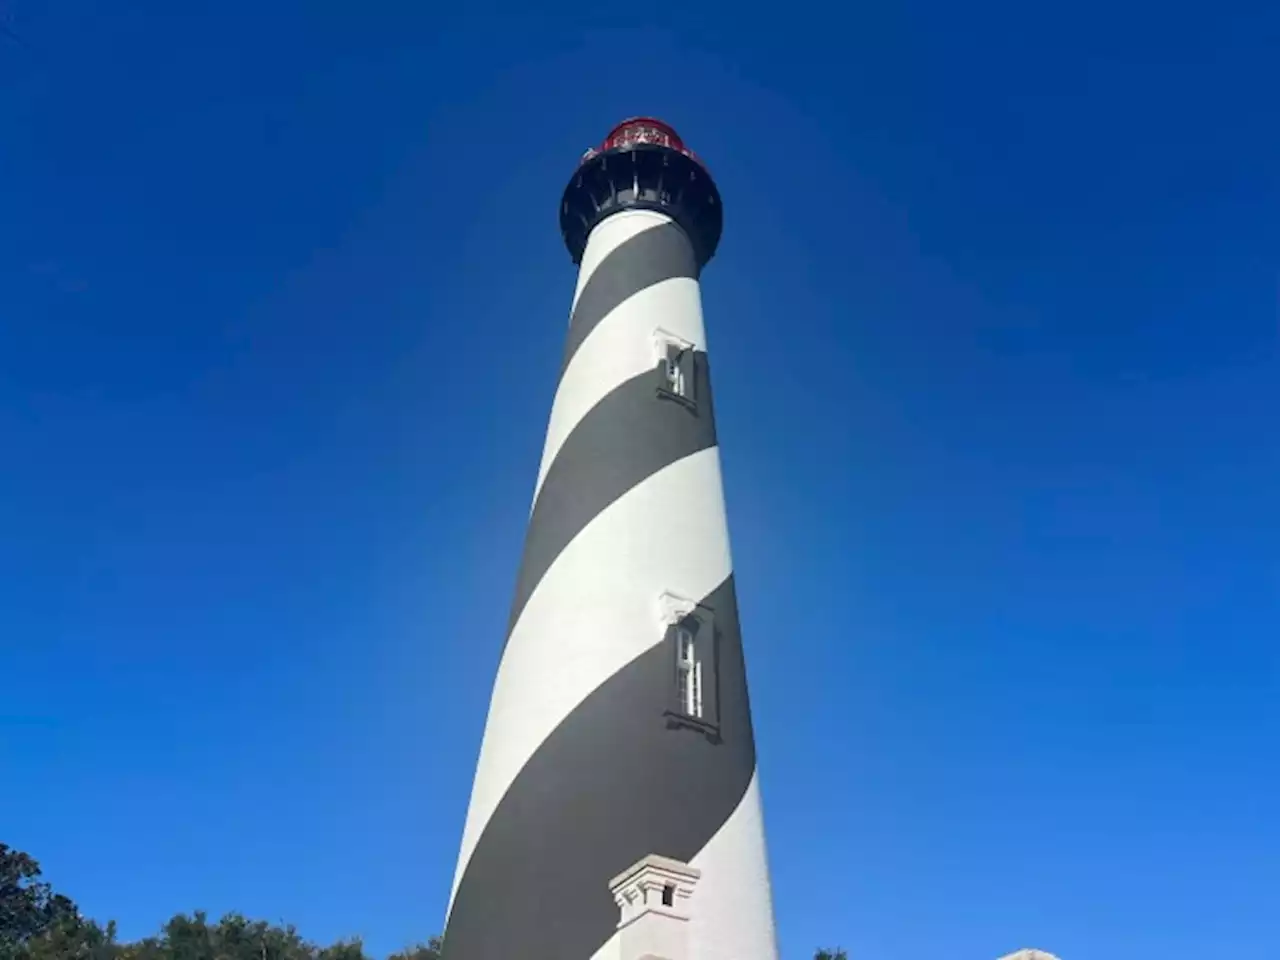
[118,912,369,960]
[0,843,82,959]
[386,939,441,960]
[0,845,389,960]
[815,950,848,960]
[21,914,119,960]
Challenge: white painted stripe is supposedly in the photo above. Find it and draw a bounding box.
[689,770,780,960]
[448,446,735,909]
[534,273,705,501]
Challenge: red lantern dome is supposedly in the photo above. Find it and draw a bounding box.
[582,117,704,167]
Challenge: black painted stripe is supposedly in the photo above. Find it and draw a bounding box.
[562,221,698,376]
[443,575,757,960]
[503,352,717,651]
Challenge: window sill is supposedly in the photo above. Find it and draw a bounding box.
[656,386,698,412]
[664,709,721,742]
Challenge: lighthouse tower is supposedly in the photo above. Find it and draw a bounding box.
[443,118,779,960]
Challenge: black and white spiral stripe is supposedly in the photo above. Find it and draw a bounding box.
[444,210,778,960]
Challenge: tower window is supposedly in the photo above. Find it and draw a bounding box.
[653,330,697,409]
[663,603,719,734]
[661,884,675,907]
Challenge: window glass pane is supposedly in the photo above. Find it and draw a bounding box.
[677,626,694,662]
[664,344,685,395]
[693,661,703,717]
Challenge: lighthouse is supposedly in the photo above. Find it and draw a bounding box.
[443,118,779,960]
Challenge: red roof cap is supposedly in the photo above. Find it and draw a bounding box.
[579,117,703,168]
[601,117,686,153]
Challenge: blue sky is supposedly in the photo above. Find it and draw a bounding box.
[2,2,1278,958]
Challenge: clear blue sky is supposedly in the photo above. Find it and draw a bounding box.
[2,2,1277,958]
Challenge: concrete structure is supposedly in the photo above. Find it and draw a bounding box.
[610,855,701,960]
[441,118,778,960]
[998,951,1062,960]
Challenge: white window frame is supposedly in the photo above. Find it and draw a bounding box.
[652,328,696,402]
[659,591,712,726]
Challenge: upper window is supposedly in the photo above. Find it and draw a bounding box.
[663,343,688,398]
[654,330,697,409]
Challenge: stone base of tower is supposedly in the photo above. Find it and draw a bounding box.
[608,855,701,960]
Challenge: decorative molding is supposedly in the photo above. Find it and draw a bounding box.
[609,854,702,927]
[657,590,697,628]
[651,327,695,359]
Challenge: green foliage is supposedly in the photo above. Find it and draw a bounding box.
[1,844,83,960]
[385,940,441,960]
[815,949,849,960]
[8,907,370,960]
[1,847,385,960]
[21,915,119,960]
